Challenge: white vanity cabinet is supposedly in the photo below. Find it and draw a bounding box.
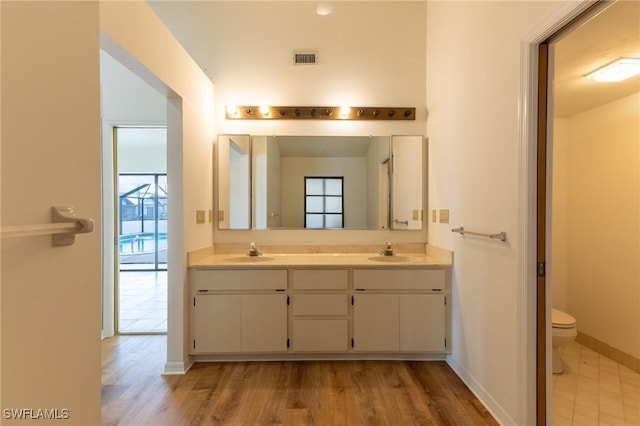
[189,258,451,359]
[190,270,288,354]
[352,269,446,352]
[290,269,349,352]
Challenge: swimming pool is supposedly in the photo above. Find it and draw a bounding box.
[119,233,167,254]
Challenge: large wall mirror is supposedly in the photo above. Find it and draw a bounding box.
[217,134,424,231]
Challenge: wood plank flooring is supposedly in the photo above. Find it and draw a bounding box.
[102,335,497,425]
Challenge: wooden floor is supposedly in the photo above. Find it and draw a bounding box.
[102,335,497,425]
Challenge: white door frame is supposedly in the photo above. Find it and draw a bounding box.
[517,0,598,424]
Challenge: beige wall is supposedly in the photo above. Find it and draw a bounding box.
[1,2,102,424]
[551,119,570,310]
[426,1,565,423]
[552,92,640,358]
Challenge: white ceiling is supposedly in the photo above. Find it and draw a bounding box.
[552,1,640,118]
[147,1,639,119]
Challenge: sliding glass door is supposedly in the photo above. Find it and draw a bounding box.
[118,173,167,271]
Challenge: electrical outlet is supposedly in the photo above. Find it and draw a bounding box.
[439,209,450,224]
[432,209,437,223]
[208,210,214,223]
[196,210,206,224]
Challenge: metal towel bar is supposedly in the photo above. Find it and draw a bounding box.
[0,206,95,247]
[451,226,507,242]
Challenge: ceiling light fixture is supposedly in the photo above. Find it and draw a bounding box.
[316,2,333,16]
[587,58,640,83]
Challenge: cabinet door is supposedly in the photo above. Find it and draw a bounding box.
[242,294,288,352]
[292,319,348,352]
[194,295,242,353]
[353,294,399,352]
[400,294,445,352]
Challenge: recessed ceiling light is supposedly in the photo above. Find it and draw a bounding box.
[587,58,640,82]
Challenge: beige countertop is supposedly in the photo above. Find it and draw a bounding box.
[188,244,452,269]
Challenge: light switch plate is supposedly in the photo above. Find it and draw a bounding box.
[432,209,437,223]
[218,210,225,221]
[208,210,214,223]
[439,209,450,224]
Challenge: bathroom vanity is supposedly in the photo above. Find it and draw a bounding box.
[188,245,452,361]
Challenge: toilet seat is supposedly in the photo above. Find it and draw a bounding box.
[552,308,576,329]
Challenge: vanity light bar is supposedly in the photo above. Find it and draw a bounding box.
[225,106,416,120]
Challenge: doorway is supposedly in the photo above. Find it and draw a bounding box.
[533,1,640,423]
[115,126,168,334]
[545,2,640,424]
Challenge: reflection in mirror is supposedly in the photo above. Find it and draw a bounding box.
[252,136,391,230]
[218,134,251,229]
[305,177,344,229]
[391,135,423,230]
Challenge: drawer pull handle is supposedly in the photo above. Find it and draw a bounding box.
[198,289,209,293]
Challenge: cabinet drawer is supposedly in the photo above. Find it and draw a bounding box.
[293,294,348,316]
[193,269,286,291]
[292,319,348,352]
[353,269,444,290]
[292,269,348,290]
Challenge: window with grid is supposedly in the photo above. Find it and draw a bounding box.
[304,177,344,229]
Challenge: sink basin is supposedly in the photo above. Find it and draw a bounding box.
[225,256,275,263]
[368,256,412,263]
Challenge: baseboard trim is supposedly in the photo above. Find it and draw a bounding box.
[163,358,194,375]
[446,355,513,425]
[192,352,447,363]
[576,331,639,373]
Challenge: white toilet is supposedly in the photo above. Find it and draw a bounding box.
[552,308,577,374]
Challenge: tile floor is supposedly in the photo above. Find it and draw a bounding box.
[118,271,167,333]
[553,341,640,425]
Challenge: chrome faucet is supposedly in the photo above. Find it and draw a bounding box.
[247,242,262,257]
[380,242,395,256]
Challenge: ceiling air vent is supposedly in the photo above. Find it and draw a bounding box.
[293,51,317,65]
